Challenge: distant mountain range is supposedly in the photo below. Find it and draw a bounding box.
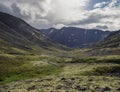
[40,27,110,48]
[0,12,66,54]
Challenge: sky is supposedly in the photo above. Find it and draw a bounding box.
[0,0,120,31]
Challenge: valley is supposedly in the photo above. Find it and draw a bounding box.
[0,12,120,92]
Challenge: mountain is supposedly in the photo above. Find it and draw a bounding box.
[95,30,120,48]
[0,12,66,54]
[89,30,120,55]
[40,27,110,48]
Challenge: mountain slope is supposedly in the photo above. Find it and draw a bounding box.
[0,12,65,54]
[95,30,120,48]
[89,30,120,55]
[40,27,110,48]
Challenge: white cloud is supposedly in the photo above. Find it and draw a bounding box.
[0,0,120,31]
[108,0,118,7]
[46,0,89,24]
[68,0,120,31]
[53,24,66,29]
[94,2,108,8]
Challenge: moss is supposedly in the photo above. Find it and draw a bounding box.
[0,54,63,85]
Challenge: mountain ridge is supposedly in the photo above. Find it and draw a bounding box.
[95,30,120,48]
[88,30,120,55]
[0,12,67,54]
[40,27,111,48]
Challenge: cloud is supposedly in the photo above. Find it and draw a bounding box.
[44,0,90,24]
[68,0,120,31]
[95,25,108,29]
[94,1,108,8]
[68,12,107,25]
[0,0,120,31]
[108,0,119,7]
[0,4,11,14]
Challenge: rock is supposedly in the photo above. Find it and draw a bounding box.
[95,87,102,91]
[36,79,43,82]
[0,79,3,82]
[56,85,63,90]
[27,85,37,91]
[64,85,71,90]
[65,81,73,86]
[103,87,111,91]
[78,78,83,81]
[88,78,93,81]
[61,78,68,83]
[50,91,53,92]
[70,78,75,81]
[76,85,87,91]
[117,88,120,91]
[61,78,66,81]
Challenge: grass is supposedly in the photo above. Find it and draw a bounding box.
[1,62,119,92]
[68,55,120,64]
[1,65,62,84]
[0,54,63,85]
[81,65,120,76]
[0,54,120,91]
[0,54,120,84]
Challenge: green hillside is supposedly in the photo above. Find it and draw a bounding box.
[0,12,120,92]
